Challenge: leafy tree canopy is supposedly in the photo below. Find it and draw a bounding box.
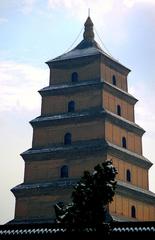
[54,160,117,227]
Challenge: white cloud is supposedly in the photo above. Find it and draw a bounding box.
[0,61,48,111]
[0,61,48,224]
[47,0,130,49]
[48,0,115,21]
[48,0,155,20]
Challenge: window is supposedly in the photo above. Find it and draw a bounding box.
[122,137,127,148]
[68,101,75,112]
[112,75,116,86]
[117,105,121,116]
[126,169,131,182]
[131,206,136,218]
[71,72,78,82]
[64,133,72,145]
[60,165,68,178]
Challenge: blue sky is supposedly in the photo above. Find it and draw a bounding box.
[0,0,155,224]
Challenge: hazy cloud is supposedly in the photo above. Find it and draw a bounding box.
[0,60,48,224]
[47,0,155,47]
[48,0,117,21]
[48,0,155,20]
[0,61,48,111]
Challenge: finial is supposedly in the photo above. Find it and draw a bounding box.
[88,8,90,17]
[83,15,94,41]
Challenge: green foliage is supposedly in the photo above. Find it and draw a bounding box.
[54,160,117,227]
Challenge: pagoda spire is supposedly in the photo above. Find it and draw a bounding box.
[83,15,94,41]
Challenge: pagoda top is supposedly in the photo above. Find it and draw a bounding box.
[46,17,104,63]
[83,16,94,41]
[46,17,130,73]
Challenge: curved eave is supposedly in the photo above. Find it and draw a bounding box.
[103,81,138,105]
[11,178,78,197]
[116,180,155,205]
[21,139,152,169]
[39,80,137,105]
[30,109,145,136]
[105,110,145,136]
[46,47,130,76]
[39,79,101,96]
[30,109,102,128]
[101,54,131,76]
[21,139,106,161]
[46,47,101,64]
[106,141,152,169]
[11,178,155,205]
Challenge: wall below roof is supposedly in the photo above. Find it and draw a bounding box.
[49,57,100,85]
[110,194,155,221]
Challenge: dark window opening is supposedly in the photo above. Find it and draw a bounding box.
[112,75,116,86]
[122,137,127,148]
[131,206,136,218]
[60,165,68,178]
[64,133,72,145]
[117,105,121,116]
[68,101,75,112]
[71,72,78,82]
[126,169,131,182]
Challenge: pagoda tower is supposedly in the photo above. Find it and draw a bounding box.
[11,17,155,223]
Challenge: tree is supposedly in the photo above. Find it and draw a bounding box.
[54,160,117,228]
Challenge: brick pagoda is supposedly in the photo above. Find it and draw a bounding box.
[11,17,155,223]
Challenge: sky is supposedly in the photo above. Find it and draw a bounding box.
[0,0,155,224]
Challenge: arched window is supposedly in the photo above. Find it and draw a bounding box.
[117,105,121,116]
[64,133,72,145]
[126,169,131,182]
[131,206,136,218]
[68,101,75,112]
[122,137,127,148]
[71,72,78,82]
[112,75,116,86]
[60,165,68,178]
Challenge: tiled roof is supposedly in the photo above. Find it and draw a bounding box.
[112,226,155,232]
[11,177,155,204]
[0,222,155,237]
[20,138,151,169]
[0,227,66,236]
[30,108,144,137]
[39,79,101,95]
[46,17,130,74]
[115,182,155,206]
[106,141,152,168]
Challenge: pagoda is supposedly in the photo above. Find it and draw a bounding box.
[11,17,155,223]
